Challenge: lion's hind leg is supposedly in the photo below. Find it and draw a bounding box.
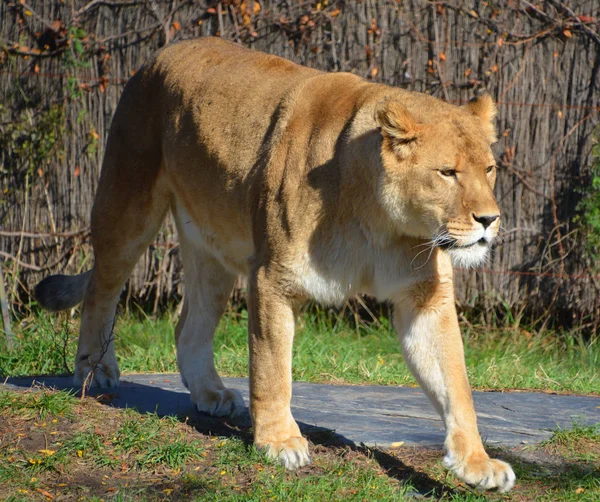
[175,236,245,417]
[76,185,170,388]
[76,77,170,388]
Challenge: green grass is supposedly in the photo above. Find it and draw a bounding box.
[544,422,600,447]
[1,309,599,394]
[0,387,76,419]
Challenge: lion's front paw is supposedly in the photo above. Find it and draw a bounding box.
[257,436,311,470]
[74,356,120,389]
[194,388,246,417]
[443,452,516,493]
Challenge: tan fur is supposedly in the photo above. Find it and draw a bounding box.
[35,37,514,491]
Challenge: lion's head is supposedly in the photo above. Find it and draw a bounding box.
[375,93,500,268]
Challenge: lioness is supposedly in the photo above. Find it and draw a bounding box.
[35,37,515,491]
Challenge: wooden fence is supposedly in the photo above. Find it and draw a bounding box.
[1,0,599,329]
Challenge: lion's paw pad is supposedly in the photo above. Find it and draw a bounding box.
[443,454,516,493]
[259,437,311,470]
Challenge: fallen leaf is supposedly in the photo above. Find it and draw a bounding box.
[575,487,585,494]
[35,488,55,499]
[38,449,56,456]
[391,441,405,448]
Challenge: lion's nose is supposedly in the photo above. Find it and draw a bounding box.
[473,213,499,229]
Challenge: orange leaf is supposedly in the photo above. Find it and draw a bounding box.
[563,29,572,38]
[330,9,340,17]
[35,488,54,499]
[206,7,216,14]
[172,21,181,31]
[438,52,446,61]
[464,68,471,77]
[74,166,81,177]
[98,77,108,93]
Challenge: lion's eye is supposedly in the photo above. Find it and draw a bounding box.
[439,168,457,178]
[486,165,496,174]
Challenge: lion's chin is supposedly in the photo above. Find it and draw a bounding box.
[446,243,489,268]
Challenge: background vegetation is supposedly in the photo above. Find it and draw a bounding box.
[1,0,600,332]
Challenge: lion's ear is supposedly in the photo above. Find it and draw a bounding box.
[464,94,497,144]
[375,98,419,158]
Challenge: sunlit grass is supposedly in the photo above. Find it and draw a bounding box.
[1,308,598,394]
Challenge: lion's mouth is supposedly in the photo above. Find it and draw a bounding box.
[438,237,489,250]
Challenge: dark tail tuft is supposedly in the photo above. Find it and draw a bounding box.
[34,270,92,311]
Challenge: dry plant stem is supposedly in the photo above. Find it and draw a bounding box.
[0,264,14,349]
[10,173,29,304]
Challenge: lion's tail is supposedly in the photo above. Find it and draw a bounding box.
[34,269,93,312]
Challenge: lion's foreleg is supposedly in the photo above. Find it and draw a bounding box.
[393,280,515,492]
[247,265,310,470]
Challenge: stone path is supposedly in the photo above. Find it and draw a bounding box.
[3,374,599,449]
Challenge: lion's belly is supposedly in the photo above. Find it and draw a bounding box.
[174,200,253,275]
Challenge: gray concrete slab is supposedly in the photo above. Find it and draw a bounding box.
[3,374,599,449]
